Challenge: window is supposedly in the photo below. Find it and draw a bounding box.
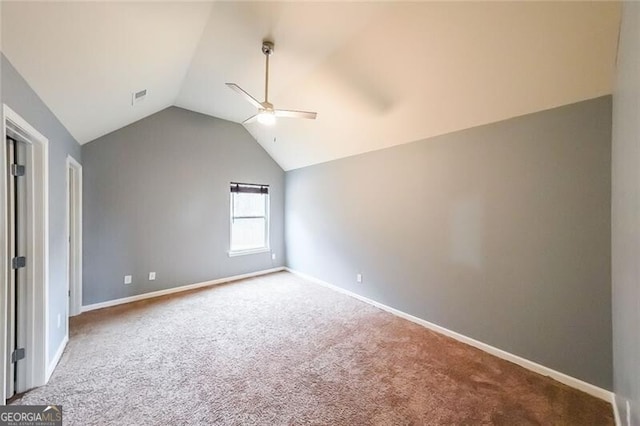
[229,183,269,255]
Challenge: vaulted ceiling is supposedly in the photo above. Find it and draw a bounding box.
[1,1,620,170]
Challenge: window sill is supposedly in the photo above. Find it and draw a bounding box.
[228,248,271,257]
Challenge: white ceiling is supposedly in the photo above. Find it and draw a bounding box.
[1,1,620,171]
[1,1,213,144]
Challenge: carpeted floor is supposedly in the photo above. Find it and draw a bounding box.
[14,272,613,425]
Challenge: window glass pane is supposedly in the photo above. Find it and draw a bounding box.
[231,218,266,251]
[233,192,265,217]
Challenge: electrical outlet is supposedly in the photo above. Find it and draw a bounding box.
[271,253,276,261]
[149,272,156,280]
[356,273,363,283]
[124,275,132,285]
[627,400,631,426]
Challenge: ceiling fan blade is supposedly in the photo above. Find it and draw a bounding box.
[242,114,258,124]
[226,83,263,109]
[274,109,317,120]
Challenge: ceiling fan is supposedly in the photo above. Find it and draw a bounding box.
[226,41,317,126]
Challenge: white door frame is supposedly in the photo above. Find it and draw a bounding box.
[1,104,49,402]
[66,156,82,317]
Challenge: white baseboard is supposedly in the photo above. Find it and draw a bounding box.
[82,267,286,312]
[285,267,615,404]
[46,335,68,382]
[613,397,622,426]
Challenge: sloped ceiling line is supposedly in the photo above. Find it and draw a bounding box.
[1,1,621,171]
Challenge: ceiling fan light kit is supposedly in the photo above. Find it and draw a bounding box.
[257,110,276,126]
[226,40,317,126]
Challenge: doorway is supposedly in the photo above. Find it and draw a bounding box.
[1,105,49,403]
[66,156,82,317]
[5,136,27,399]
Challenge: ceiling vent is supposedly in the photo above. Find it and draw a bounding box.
[131,89,147,106]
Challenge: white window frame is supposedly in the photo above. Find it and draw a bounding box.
[228,184,270,257]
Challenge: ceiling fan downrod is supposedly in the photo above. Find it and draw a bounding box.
[262,41,274,105]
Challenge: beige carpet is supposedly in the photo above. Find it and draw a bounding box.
[14,271,613,425]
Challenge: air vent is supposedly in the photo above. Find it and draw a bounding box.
[131,89,147,106]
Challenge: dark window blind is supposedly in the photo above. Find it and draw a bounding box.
[230,182,269,194]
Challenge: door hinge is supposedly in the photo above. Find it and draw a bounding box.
[10,164,25,177]
[11,348,25,363]
[11,256,26,269]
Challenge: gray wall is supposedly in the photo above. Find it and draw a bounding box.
[82,107,285,305]
[286,96,612,389]
[612,2,640,423]
[1,54,82,364]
